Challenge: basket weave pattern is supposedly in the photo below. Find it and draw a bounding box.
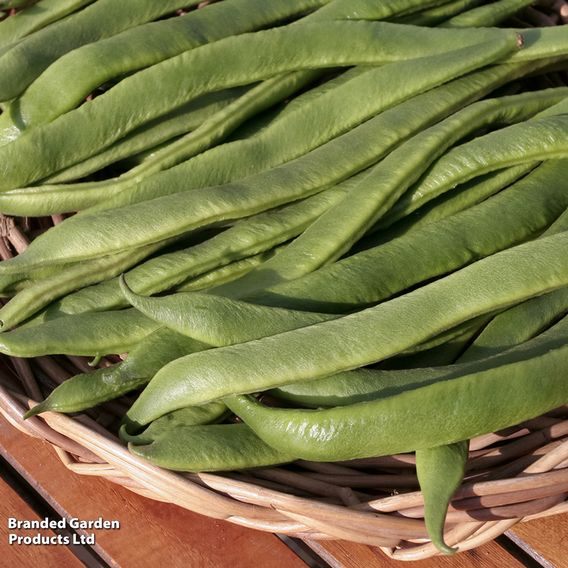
[2,1,568,559]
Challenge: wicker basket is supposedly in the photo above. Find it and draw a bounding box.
[2,1,568,560]
[2,216,568,561]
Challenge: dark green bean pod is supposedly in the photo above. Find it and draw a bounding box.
[0,22,520,191]
[247,159,568,313]
[125,232,568,426]
[24,328,207,417]
[0,309,160,357]
[224,314,568,461]
[415,441,469,555]
[0,0,201,103]
[128,423,295,472]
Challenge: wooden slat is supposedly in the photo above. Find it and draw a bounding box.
[0,416,306,568]
[510,515,568,568]
[306,539,528,568]
[0,476,83,567]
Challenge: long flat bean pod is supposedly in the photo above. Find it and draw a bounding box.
[0,22,520,191]
[217,88,568,293]
[371,163,537,244]
[128,423,295,472]
[443,0,535,27]
[225,314,568,461]
[120,282,336,347]
[25,328,207,416]
[29,330,207,416]
[0,0,330,135]
[246,159,568,313]
[0,309,160,357]
[125,231,568,426]
[1,60,534,270]
[0,238,171,330]
[45,87,250,184]
[383,111,568,226]
[0,0,202,103]
[56,41,505,215]
[0,0,95,51]
[396,0,483,26]
[46,180,357,316]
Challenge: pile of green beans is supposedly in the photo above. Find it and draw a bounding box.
[2,0,568,554]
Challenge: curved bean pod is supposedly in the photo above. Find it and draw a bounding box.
[45,87,250,184]
[380,111,568,229]
[218,88,568,293]
[224,314,568,461]
[0,60,529,270]
[46,181,356,316]
[0,0,95,51]
[1,0,328,135]
[126,232,568,426]
[443,0,535,27]
[128,423,295,472]
[25,328,206,417]
[0,309,160,357]
[371,163,537,245]
[0,239,170,330]
[76,41,505,214]
[0,0,201,103]
[119,403,228,445]
[120,281,335,348]
[0,22,520,190]
[248,159,568,313]
[396,0,483,26]
[416,441,469,555]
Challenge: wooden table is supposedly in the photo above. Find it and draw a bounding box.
[1,414,566,568]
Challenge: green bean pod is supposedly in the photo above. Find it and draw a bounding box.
[416,441,469,555]
[44,181,356,316]
[0,21,520,191]
[248,159,568,313]
[0,0,330,135]
[443,0,535,28]
[25,328,207,417]
[395,0,483,26]
[383,111,568,227]
[78,41,513,215]
[128,423,295,472]
[45,87,250,184]
[0,0,202,103]
[224,314,568,461]
[0,308,160,357]
[119,403,228,445]
[1,62,533,271]
[372,163,537,244]
[0,0,95,51]
[125,231,568,426]
[120,281,336,347]
[212,88,568,295]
